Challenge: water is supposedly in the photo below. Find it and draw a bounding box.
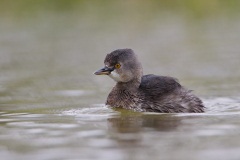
[1,1,240,160]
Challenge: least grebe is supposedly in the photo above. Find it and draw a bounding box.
[94,49,204,113]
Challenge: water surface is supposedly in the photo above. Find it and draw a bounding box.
[0,1,240,160]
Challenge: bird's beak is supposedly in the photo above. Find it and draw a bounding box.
[94,66,114,75]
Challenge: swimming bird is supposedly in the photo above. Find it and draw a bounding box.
[94,49,204,113]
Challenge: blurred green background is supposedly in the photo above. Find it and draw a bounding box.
[0,0,240,104]
[1,0,240,98]
[1,0,240,17]
[1,1,240,160]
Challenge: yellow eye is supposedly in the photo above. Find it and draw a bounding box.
[115,63,121,69]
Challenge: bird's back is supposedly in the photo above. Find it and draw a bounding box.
[139,74,204,113]
[139,74,181,97]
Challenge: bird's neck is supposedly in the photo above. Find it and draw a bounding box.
[115,78,141,91]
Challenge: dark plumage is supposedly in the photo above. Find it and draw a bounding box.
[94,49,204,113]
